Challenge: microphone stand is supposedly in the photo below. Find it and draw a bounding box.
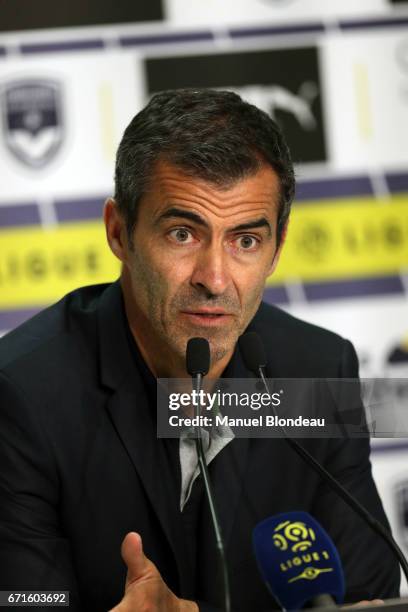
[192,371,231,612]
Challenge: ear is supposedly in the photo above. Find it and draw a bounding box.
[103,198,129,264]
[268,220,289,276]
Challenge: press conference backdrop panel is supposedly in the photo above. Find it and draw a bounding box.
[1,0,408,592]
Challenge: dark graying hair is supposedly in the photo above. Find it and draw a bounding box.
[114,88,295,246]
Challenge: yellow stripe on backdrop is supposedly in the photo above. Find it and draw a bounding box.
[268,195,408,285]
[0,196,407,309]
[0,221,120,308]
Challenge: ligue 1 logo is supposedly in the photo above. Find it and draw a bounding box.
[271,519,334,584]
[1,78,64,169]
[272,519,316,553]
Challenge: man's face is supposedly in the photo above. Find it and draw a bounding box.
[117,161,283,371]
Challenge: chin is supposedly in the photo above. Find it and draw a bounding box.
[207,336,235,363]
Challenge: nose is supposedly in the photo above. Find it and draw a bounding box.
[190,242,231,297]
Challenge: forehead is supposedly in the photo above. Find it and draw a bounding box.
[140,160,281,223]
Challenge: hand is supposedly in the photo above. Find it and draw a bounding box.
[110,532,198,612]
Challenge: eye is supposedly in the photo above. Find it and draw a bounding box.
[235,235,259,251]
[168,228,195,244]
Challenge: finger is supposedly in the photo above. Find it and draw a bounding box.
[121,532,149,587]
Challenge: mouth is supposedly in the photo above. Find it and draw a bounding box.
[180,310,233,327]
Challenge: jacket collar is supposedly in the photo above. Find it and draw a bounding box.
[97,280,134,391]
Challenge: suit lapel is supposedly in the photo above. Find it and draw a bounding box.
[97,282,193,595]
[105,386,193,594]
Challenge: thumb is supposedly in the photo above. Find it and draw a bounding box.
[121,532,149,588]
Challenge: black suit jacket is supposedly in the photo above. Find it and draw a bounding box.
[0,282,400,610]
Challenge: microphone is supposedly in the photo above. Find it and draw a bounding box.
[253,511,344,609]
[239,332,408,586]
[186,336,210,378]
[185,338,231,612]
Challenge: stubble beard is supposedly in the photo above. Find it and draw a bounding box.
[129,257,264,373]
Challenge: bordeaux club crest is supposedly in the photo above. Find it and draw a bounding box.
[1,79,64,169]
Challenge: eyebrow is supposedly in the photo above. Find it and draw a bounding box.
[233,218,272,237]
[157,207,272,237]
[158,207,208,228]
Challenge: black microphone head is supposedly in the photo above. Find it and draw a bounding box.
[239,332,267,373]
[186,337,210,376]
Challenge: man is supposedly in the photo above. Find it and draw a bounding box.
[0,89,399,611]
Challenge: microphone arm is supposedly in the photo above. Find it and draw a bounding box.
[257,365,408,586]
